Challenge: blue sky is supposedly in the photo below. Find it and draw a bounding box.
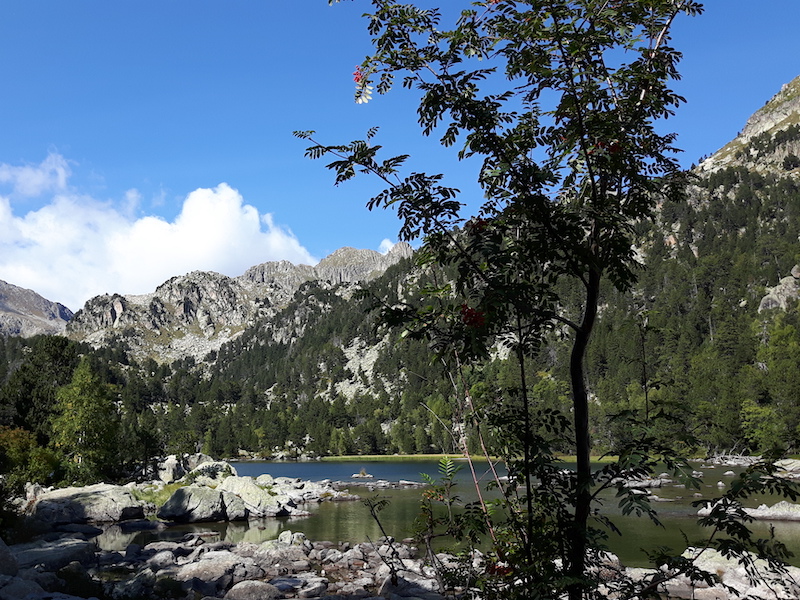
[0,1,798,311]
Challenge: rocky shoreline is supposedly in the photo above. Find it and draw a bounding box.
[1,528,450,600]
[5,455,800,599]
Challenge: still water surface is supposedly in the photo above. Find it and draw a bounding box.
[120,459,800,568]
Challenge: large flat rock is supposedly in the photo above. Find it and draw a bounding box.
[28,483,145,525]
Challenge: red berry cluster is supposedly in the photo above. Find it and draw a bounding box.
[460,304,486,328]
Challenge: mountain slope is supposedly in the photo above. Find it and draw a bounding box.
[66,243,413,363]
[700,74,800,175]
[0,280,73,337]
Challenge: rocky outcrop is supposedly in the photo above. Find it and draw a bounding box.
[3,531,448,600]
[700,74,800,174]
[698,499,800,522]
[66,243,412,363]
[154,470,355,524]
[25,483,145,525]
[666,547,800,599]
[759,264,800,312]
[5,530,795,600]
[157,485,244,523]
[0,279,73,337]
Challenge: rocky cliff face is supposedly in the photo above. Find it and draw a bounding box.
[0,280,73,337]
[700,74,800,174]
[67,243,413,363]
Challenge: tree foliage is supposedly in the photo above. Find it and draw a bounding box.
[298,0,800,598]
[51,357,120,483]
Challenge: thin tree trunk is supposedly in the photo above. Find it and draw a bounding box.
[567,267,601,600]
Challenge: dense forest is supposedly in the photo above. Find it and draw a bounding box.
[0,163,798,492]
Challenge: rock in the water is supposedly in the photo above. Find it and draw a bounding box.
[27,483,145,525]
[10,537,95,571]
[157,485,228,523]
[219,477,292,517]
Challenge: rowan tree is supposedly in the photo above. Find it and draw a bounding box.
[299,1,799,597]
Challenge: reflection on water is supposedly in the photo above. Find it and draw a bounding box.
[99,459,800,568]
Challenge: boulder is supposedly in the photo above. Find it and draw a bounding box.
[27,483,145,525]
[219,477,293,517]
[222,490,250,521]
[157,485,228,523]
[157,454,185,484]
[677,547,800,599]
[10,537,95,571]
[0,539,18,577]
[175,550,264,591]
[185,460,237,486]
[224,579,282,599]
[185,452,214,471]
[0,575,45,600]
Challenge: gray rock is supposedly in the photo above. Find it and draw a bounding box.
[759,269,800,313]
[157,454,186,484]
[0,279,72,338]
[67,244,412,364]
[17,567,63,592]
[27,483,145,525]
[175,550,263,591]
[185,461,237,485]
[11,538,96,571]
[255,474,274,486]
[277,530,307,546]
[222,490,250,521]
[111,568,156,599]
[378,574,442,599]
[224,579,282,599]
[269,576,303,592]
[157,485,227,523]
[147,550,177,572]
[299,580,329,597]
[185,452,215,471]
[218,476,290,517]
[0,575,45,600]
[0,539,18,577]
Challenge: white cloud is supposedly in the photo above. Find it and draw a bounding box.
[378,238,395,254]
[0,153,71,197]
[0,172,317,311]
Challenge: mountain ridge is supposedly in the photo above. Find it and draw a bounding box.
[0,280,73,338]
[65,242,414,363]
[700,74,800,174]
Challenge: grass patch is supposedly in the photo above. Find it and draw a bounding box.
[130,481,185,507]
[321,453,488,462]
[322,453,621,463]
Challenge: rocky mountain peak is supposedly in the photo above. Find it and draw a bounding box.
[741,75,800,141]
[701,74,800,174]
[67,243,414,363]
[0,279,74,337]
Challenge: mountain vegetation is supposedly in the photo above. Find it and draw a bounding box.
[0,101,799,484]
[0,145,798,482]
[1,1,799,595]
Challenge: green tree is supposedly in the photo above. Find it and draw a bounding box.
[51,357,120,483]
[300,1,798,598]
[0,336,79,445]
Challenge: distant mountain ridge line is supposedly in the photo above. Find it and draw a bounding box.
[62,242,414,363]
[0,279,73,338]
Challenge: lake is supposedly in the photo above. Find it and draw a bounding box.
[118,458,800,568]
